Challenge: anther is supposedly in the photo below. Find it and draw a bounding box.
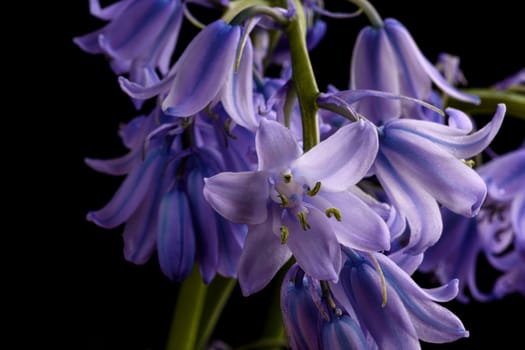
[280,226,289,244]
[297,211,311,231]
[278,193,289,207]
[306,181,321,196]
[463,159,475,168]
[325,208,342,221]
[283,173,292,183]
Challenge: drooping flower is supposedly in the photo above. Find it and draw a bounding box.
[203,118,389,295]
[331,248,469,349]
[373,104,505,254]
[350,18,479,124]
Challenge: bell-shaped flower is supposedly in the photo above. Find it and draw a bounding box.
[350,18,479,124]
[373,104,505,254]
[334,248,469,349]
[203,118,390,295]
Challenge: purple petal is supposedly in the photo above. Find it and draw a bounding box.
[220,38,258,131]
[350,25,401,122]
[118,73,175,100]
[203,170,269,224]
[321,314,369,350]
[292,120,379,191]
[285,207,341,282]
[377,253,469,343]
[446,107,473,132]
[314,191,390,252]
[479,147,525,200]
[88,0,131,20]
[373,150,443,254]
[256,118,302,171]
[162,20,240,117]
[512,191,525,252]
[85,152,140,176]
[157,186,195,282]
[381,126,488,217]
[384,18,480,105]
[73,29,105,54]
[238,217,292,296]
[86,150,167,228]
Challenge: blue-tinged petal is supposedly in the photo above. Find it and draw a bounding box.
[162,20,241,117]
[149,7,184,74]
[493,266,525,298]
[315,191,390,252]
[512,190,525,253]
[118,115,150,149]
[123,155,174,264]
[157,185,195,282]
[388,250,423,275]
[376,253,469,343]
[373,150,443,254]
[479,148,525,201]
[86,149,166,228]
[281,265,321,350]
[88,0,132,20]
[342,253,420,349]
[85,152,140,176]
[97,0,180,61]
[384,18,480,105]
[387,104,505,159]
[446,107,473,131]
[321,314,370,350]
[186,166,219,284]
[285,207,341,282]
[422,279,460,302]
[203,170,269,224]
[381,126,487,217]
[118,73,176,100]
[216,221,245,279]
[73,28,105,54]
[220,38,258,131]
[350,25,401,123]
[256,118,302,171]
[238,217,292,296]
[292,120,378,191]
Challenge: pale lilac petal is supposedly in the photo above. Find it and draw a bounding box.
[285,207,341,282]
[386,103,505,159]
[220,38,258,131]
[446,107,473,132]
[377,254,469,342]
[388,250,423,275]
[86,150,166,228]
[118,73,175,100]
[374,151,443,254]
[316,191,390,252]
[157,187,195,282]
[292,120,378,191]
[256,119,302,171]
[479,148,525,200]
[384,18,480,105]
[238,219,292,296]
[381,128,487,217]
[422,279,460,302]
[350,25,401,122]
[73,29,105,54]
[512,191,525,252]
[162,20,241,117]
[203,170,269,224]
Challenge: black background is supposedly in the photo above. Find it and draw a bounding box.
[33,0,525,349]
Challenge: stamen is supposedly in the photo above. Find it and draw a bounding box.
[368,253,387,308]
[278,193,289,207]
[306,181,322,196]
[325,208,342,221]
[283,173,292,183]
[463,159,475,168]
[224,118,238,139]
[297,211,311,231]
[280,226,289,244]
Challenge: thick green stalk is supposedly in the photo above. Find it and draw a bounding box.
[285,0,320,151]
[165,265,207,350]
[447,88,525,120]
[195,277,238,350]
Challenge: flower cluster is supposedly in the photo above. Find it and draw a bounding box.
[76,0,524,349]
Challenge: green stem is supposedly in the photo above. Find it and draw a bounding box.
[347,0,383,28]
[195,277,238,350]
[446,88,525,120]
[165,265,208,350]
[285,0,320,151]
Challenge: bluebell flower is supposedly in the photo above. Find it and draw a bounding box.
[492,67,525,90]
[420,147,525,301]
[372,104,505,254]
[74,0,185,106]
[332,248,469,349]
[350,18,480,123]
[203,118,389,295]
